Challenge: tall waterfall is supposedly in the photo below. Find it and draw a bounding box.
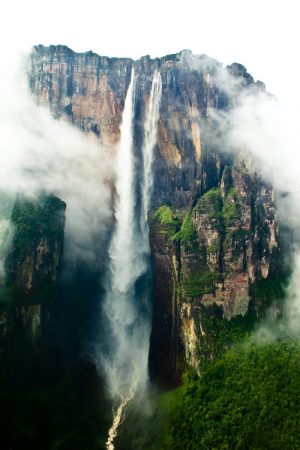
[103,69,162,450]
[141,71,162,239]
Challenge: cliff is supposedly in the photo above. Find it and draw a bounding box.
[0,194,65,358]
[148,164,282,386]
[29,45,286,387]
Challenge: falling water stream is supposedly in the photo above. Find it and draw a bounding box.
[141,71,162,235]
[104,69,162,449]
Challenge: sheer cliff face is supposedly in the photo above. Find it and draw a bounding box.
[148,164,279,386]
[30,45,229,207]
[0,195,65,354]
[29,45,282,386]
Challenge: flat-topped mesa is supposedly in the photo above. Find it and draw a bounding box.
[30,45,260,209]
[29,45,282,388]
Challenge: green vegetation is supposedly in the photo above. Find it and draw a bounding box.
[223,228,249,258]
[154,205,179,236]
[154,206,198,247]
[194,187,222,222]
[192,186,245,263]
[11,194,65,255]
[0,194,66,310]
[222,187,241,227]
[154,205,177,225]
[0,192,114,450]
[251,273,290,309]
[182,270,219,298]
[154,187,243,267]
[196,309,256,359]
[172,212,196,243]
[207,241,220,253]
[193,185,242,228]
[158,341,300,450]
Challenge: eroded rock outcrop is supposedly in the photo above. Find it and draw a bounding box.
[149,155,282,385]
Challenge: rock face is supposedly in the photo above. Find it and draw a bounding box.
[148,159,281,386]
[30,46,232,206]
[0,194,65,355]
[29,45,285,387]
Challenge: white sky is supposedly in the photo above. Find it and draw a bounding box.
[1,0,299,105]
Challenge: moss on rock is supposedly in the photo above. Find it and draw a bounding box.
[154,205,179,237]
[222,187,241,227]
[181,270,219,298]
[172,212,196,243]
[194,187,223,222]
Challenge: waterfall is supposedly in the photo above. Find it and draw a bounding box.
[141,71,162,238]
[103,69,162,450]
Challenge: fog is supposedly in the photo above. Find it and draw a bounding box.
[0,50,113,268]
[221,83,300,334]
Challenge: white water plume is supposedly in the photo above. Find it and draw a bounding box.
[102,69,162,449]
[141,71,162,230]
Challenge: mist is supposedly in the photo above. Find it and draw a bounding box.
[0,49,113,269]
[220,85,300,334]
[179,50,300,335]
[2,44,300,449]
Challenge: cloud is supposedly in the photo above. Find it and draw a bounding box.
[180,51,300,335]
[218,85,300,333]
[0,49,114,267]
